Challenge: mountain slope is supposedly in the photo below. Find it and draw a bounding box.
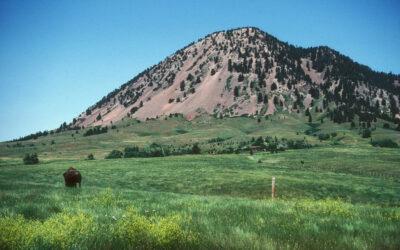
[72,27,400,128]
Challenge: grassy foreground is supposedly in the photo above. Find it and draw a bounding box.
[1,148,400,249]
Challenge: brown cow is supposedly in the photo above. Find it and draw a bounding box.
[63,167,82,187]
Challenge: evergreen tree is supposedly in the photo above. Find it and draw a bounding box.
[191,143,201,154]
[228,59,233,72]
[257,93,263,103]
[263,95,268,104]
[180,81,185,91]
[271,82,277,91]
[234,86,239,97]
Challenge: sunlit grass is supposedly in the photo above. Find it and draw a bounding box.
[0,148,400,249]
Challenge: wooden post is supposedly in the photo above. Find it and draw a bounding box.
[272,177,276,201]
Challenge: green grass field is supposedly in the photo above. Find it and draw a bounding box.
[1,114,400,249]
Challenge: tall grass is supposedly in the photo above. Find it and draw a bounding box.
[0,150,400,249]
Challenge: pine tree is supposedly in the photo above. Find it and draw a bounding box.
[257,93,263,103]
[228,59,233,72]
[234,86,239,97]
[263,95,268,104]
[180,81,185,91]
[271,82,277,91]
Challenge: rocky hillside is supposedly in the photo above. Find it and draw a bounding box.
[74,27,400,128]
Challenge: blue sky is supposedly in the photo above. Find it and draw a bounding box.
[0,0,399,141]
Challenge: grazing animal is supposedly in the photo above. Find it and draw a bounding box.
[63,167,82,187]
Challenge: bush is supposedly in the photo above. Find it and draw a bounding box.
[191,143,201,154]
[252,136,265,147]
[362,129,371,138]
[287,139,310,149]
[383,123,390,129]
[87,153,94,160]
[124,146,141,158]
[105,150,123,159]
[124,144,170,158]
[23,153,39,165]
[371,139,398,148]
[318,134,330,140]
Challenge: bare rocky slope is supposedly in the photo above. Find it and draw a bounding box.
[74,27,400,128]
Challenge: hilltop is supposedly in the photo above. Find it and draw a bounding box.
[72,27,399,129]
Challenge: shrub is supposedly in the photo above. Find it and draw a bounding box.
[362,129,371,138]
[124,144,170,158]
[23,153,39,165]
[191,143,201,154]
[105,150,123,159]
[252,136,265,147]
[287,139,309,149]
[383,123,390,129]
[87,153,94,160]
[318,134,330,140]
[371,139,398,148]
[124,146,141,158]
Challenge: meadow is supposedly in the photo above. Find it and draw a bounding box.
[1,114,400,249]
